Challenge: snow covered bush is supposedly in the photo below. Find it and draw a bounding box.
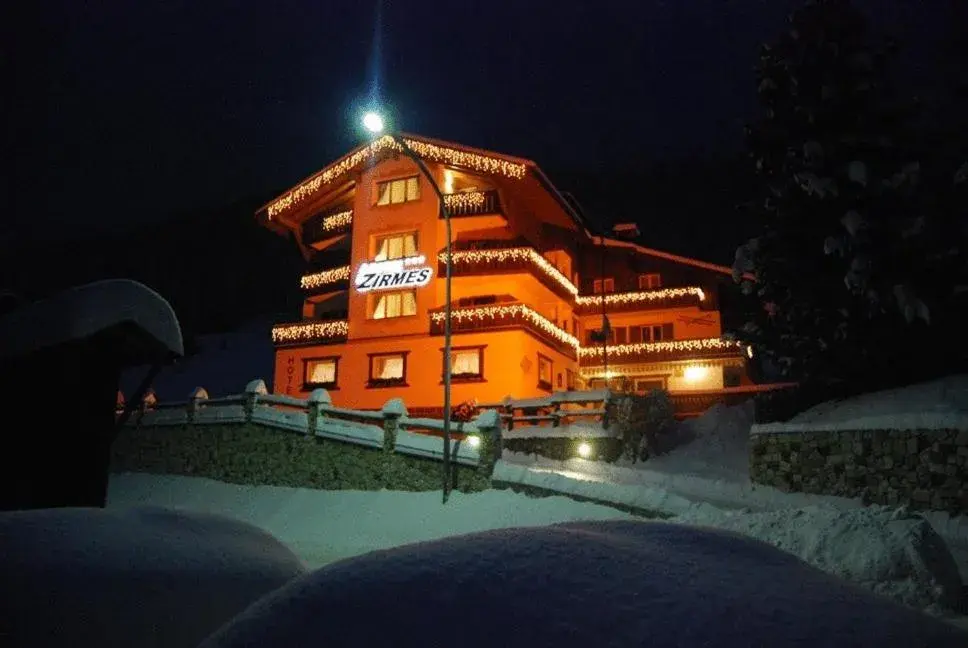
[609,390,676,461]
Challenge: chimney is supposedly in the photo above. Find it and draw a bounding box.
[611,222,640,241]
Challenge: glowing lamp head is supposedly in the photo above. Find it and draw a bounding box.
[362,112,385,134]
[466,435,482,449]
[577,442,593,459]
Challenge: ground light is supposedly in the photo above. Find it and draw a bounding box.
[466,435,481,449]
[577,442,593,459]
[360,111,456,504]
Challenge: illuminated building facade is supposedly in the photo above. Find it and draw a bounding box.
[258,134,750,416]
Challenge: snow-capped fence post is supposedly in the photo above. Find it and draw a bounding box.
[243,379,268,422]
[601,390,611,430]
[306,388,331,437]
[474,409,502,476]
[551,395,562,428]
[381,399,407,454]
[187,386,209,424]
[502,396,514,432]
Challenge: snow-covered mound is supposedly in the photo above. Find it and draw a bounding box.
[675,505,965,614]
[122,316,275,400]
[755,374,968,432]
[649,399,755,479]
[0,506,306,648]
[200,520,967,648]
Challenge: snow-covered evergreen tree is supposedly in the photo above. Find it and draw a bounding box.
[735,0,967,396]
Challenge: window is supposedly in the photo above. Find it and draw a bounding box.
[592,278,615,294]
[447,346,484,381]
[371,290,417,319]
[614,326,627,344]
[725,366,743,388]
[304,357,339,388]
[586,328,615,345]
[376,177,420,205]
[368,352,408,386]
[537,354,553,390]
[633,323,674,343]
[566,369,577,391]
[638,273,662,290]
[374,232,418,261]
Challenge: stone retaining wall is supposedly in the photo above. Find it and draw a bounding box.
[750,428,968,515]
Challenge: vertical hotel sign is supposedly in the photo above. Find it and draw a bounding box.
[354,255,434,293]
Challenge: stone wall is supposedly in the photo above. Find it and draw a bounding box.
[750,428,968,515]
[112,423,491,493]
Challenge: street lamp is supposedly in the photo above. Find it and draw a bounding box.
[362,112,455,504]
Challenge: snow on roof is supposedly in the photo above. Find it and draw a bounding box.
[0,279,183,362]
[752,375,968,433]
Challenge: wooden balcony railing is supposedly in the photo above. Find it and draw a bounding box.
[578,337,745,366]
[429,302,578,359]
[302,209,353,244]
[271,319,349,347]
[442,190,502,217]
[574,287,706,314]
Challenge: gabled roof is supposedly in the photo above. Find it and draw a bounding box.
[254,133,590,232]
[588,234,754,281]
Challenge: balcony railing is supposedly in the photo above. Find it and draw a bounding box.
[442,190,502,217]
[271,319,348,347]
[429,302,578,358]
[438,247,578,302]
[302,209,353,244]
[574,287,706,314]
[578,337,745,366]
[300,265,351,291]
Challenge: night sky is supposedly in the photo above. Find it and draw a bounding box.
[4,1,957,263]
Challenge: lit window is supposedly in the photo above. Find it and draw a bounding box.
[635,378,665,393]
[376,177,420,206]
[448,347,484,380]
[371,290,417,319]
[304,358,338,388]
[638,273,662,290]
[592,278,615,294]
[374,232,418,261]
[537,354,553,390]
[639,323,674,342]
[369,352,407,384]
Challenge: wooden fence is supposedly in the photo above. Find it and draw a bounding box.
[126,380,502,469]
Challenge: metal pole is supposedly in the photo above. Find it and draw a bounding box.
[600,235,608,387]
[391,134,453,503]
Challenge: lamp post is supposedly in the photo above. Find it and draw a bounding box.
[362,112,454,504]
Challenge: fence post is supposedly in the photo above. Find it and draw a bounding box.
[602,389,611,430]
[502,395,514,432]
[551,394,561,428]
[307,388,331,437]
[381,399,407,488]
[187,386,209,424]
[474,409,502,477]
[243,379,268,422]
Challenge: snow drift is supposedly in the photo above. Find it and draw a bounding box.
[0,506,306,648]
[200,520,967,648]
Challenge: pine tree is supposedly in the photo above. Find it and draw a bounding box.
[733,0,965,396]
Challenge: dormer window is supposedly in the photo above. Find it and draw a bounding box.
[592,278,615,294]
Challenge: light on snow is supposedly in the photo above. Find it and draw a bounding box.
[576,442,593,458]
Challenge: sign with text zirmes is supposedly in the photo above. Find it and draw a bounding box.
[354,255,434,293]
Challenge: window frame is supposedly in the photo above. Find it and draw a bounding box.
[592,277,615,294]
[372,230,420,261]
[375,176,420,206]
[638,273,662,290]
[302,356,340,390]
[367,351,410,388]
[368,288,418,320]
[441,345,486,383]
[536,353,554,391]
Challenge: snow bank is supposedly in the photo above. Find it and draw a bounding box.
[0,506,306,648]
[200,521,967,648]
[107,473,634,567]
[753,375,968,433]
[675,505,965,613]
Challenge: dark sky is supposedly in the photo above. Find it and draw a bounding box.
[3,0,956,255]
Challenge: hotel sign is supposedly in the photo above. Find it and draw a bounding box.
[354,255,434,293]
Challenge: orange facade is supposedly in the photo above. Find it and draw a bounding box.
[258,134,749,415]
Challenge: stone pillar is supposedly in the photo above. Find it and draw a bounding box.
[307,388,331,436]
[243,379,268,422]
[474,409,502,477]
[187,386,209,424]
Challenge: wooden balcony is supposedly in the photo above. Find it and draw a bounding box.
[438,246,577,303]
[442,190,503,218]
[302,209,353,246]
[578,337,745,367]
[574,287,706,314]
[429,302,578,359]
[271,319,348,348]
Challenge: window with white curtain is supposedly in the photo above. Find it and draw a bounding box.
[537,354,553,389]
[371,290,417,319]
[304,358,338,387]
[370,353,406,382]
[373,232,418,261]
[376,177,420,206]
[449,347,483,379]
